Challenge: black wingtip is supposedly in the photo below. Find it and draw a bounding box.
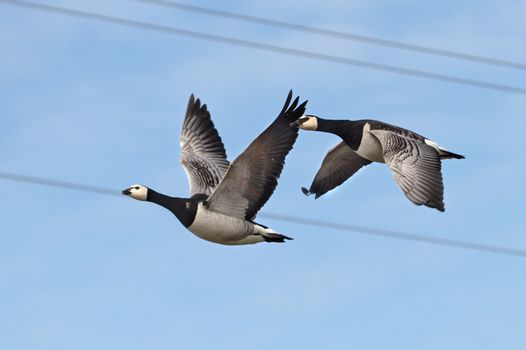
[279,90,308,118]
[279,90,294,115]
[185,94,196,118]
[189,93,201,108]
[302,187,323,199]
[290,96,300,110]
[424,200,445,212]
[188,94,195,106]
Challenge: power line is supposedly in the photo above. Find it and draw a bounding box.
[260,213,526,258]
[0,171,120,196]
[2,0,526,95]
[135,0,526,71]
[1,170,525,259]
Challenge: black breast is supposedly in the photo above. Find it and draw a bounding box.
[339,120,367,151]
[173,195,207,228]
[147,189,206,228]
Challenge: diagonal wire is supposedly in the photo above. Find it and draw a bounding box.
[1,170,526,259]
[2,0,526,95]
[0,171,121,196]
[259,213,526,258]
[135,0,526,71]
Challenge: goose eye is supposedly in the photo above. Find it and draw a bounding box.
[134,186,140,190]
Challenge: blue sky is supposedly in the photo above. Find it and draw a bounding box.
[1,1,526,349]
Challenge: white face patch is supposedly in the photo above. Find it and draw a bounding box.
[297,116,318,131]
[126,184,148,201]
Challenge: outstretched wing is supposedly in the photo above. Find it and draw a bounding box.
[302,141,371,198]
[370,130,445,212]
[180,95,230,196]
[206,91,307,219]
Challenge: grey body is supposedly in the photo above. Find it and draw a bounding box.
[188,203,266,245]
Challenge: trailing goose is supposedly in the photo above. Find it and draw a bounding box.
[123,91,307,245]
[291,115,464,212]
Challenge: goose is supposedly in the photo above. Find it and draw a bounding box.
[123,91,307,245]
[291,115,464,212]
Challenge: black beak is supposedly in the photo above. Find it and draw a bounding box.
[122,188,131,195]
[290,120,300,127]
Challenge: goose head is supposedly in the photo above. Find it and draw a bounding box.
[122,184,148,201]
[290,115,318,131]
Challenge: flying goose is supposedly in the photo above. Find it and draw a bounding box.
[123,91,307,245]
[291,115,464,212]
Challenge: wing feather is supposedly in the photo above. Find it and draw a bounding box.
[370,130,445,211]
[180,95,230,196]
[302,141,371,198]
[206,91,307,219]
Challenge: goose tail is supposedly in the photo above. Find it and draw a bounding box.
[438,149,465,160]
[253,223,293,243]
[424,139,465,160]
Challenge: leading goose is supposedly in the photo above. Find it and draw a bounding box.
[123,91,307,245]
[291,115,464,212]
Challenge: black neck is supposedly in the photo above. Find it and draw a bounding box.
[316,118,364,150]
[146,189,197,227]
[316,118,351,139]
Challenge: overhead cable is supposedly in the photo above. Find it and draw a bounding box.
[1,171,525,259]
[2,0,526,94]
[135,0,526,71]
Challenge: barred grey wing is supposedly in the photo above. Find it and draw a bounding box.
[180,95,230,196]
[370,130,445,211]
